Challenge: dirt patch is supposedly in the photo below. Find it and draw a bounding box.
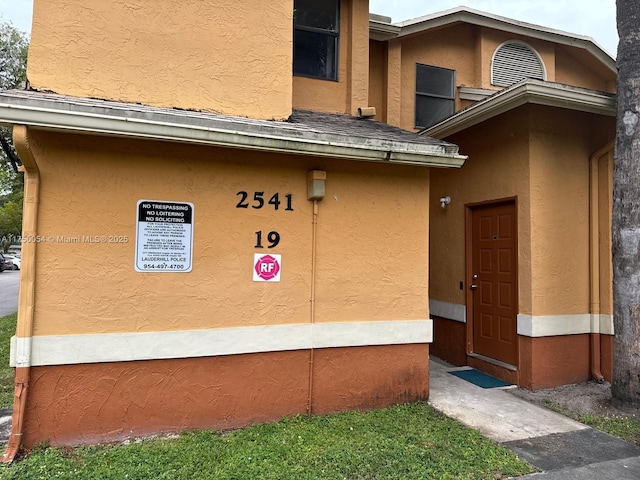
[507,380,635,418]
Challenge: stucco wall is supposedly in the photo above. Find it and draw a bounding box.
[389,23,613,133]
[368,40,387,122]
[28,0,293,120]
[24,344,429,447]
[431,105,614,319]
[292,0,370,115]
[429,106,614,388]
[16,127,433,445]
[429,106,532,313]
[528,106,614,316]
[396,25,559,131]
[399,24,479,131]
[555,46,616,93]
[24,130,429,337]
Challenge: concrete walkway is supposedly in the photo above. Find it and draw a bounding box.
[429,357,640,478]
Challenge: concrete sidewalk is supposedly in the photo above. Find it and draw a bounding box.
[429,357,640,479]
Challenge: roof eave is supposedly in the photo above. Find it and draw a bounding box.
[396,8,616,73]
[0,97,466,169]
[369,19,401,41]
[422,81,616,138]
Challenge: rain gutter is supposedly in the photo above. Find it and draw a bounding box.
[0,93,466,169]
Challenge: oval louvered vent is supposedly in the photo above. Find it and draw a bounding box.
[491,42,545,87]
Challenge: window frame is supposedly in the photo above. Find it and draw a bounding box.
[414,63,456,129]
[293,0,340,82]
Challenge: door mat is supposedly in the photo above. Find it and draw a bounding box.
[448,368,511,388]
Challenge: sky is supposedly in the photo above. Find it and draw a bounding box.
[0,0,619,57]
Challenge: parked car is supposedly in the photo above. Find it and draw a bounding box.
[1,254,15,271]
[4,255,20,270]
[0,254,5,272]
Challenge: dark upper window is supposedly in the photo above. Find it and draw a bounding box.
[415,64,455,129]
[293,0,339,81]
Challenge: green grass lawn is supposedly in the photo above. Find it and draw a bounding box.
[0,403,533,480]
[0,313,16,409]
[542,398,640,446]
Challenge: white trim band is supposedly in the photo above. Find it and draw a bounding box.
[599,314,614,335]
[517,314,615,337]
[11,336,31,368]
[429,299,466,323]
[10,320,433,367]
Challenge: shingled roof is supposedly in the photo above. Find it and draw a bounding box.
[0,90,466,168]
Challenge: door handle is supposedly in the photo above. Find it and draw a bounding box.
[471,273,478,289]
[470,284,478,290]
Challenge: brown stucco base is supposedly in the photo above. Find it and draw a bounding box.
[431,316,466,366]
[21,344,429,447]
[431,315,612,390]
[519,335,591,390]
[600,334,614,381]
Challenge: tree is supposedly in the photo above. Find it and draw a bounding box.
[0,20,28,251]
[612,0,640,409]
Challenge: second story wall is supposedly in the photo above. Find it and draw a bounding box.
[292,0,369,115]
[399,24,479,131]
[368,16,616,132]
[480,29,556,89]
[555,46,616,93]
[27,0,294,120]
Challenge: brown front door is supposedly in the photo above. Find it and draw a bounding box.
[470,201,518,366]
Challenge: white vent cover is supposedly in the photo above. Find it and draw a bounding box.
[491,42,545,87]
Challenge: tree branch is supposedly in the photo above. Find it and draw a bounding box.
[0,130,21,173]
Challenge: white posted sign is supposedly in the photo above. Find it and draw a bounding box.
[135,200,194,272]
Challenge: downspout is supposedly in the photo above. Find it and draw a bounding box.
[589,140,613,384]
[307,199,319,419]
[306,171,325,419]
[2,126,40,463]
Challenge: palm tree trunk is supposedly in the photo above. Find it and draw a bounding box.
[612,0,640,409]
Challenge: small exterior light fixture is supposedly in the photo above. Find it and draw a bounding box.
[439,196,451,209]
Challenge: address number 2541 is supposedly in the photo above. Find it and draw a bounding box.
[236,192,293,211]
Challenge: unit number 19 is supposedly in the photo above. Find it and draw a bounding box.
[255,231,280,249]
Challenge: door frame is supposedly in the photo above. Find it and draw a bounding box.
[464,197,519,364]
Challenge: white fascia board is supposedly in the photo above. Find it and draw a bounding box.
[0,100,467,169]
[395,7,616,70]
[423,81,615,138]
[459,87,496,102]
[369,19,400,41]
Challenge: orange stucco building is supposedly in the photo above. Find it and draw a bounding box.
[0,1,617,454]
[366,8,615,391]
